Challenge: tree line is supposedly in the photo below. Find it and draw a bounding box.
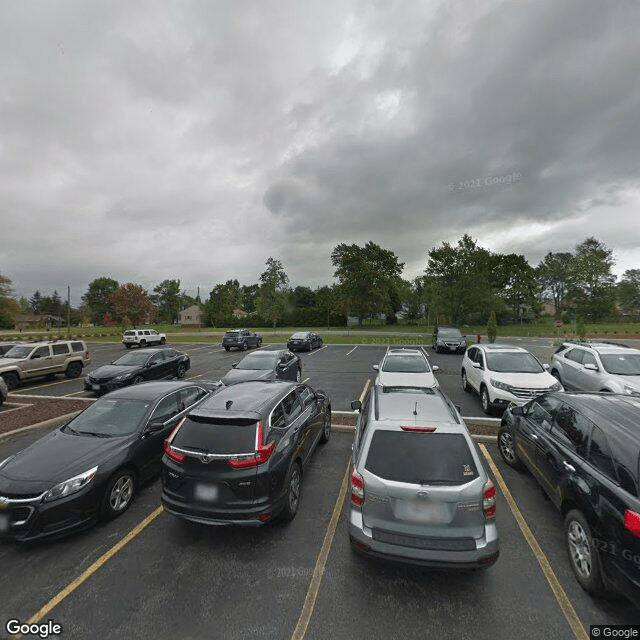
[1,235,639,330]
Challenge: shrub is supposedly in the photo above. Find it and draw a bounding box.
[487,312,497,343]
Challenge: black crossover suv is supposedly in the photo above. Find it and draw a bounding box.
[162,380,331,526]
[498,392,640,608]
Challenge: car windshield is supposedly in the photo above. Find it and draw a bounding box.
[600,354,640,375]
[3,345,34,358]
[290,332,308,339]
[236,353,278,370]
[63,398,150,437]
[485,352,544,373]
[113,352,151,366]
[381,354,429,373]
[439,329,463,339]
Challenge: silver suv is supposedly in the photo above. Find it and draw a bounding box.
[348,385,499,568]
[122,329,166,349]
[0,340,91,390]
[550,341,640,396]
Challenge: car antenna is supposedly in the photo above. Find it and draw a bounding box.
[413,401,418,416]
[226,400,233,410]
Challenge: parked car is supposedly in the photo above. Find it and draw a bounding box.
[220,349,301,385]
[0,376,7,406]
[222,329,262,352]
[0,342,20,357]
[498,392,640,608]
[0,381,215,542]
[373,347,439,388]
[162,380,331,525]
[550,341,640,395]
[287,331,323,352]
[84,347,190,394]
[0,340,91,390]
[122,328,166,348]
[433,326,467,354]
[461,344,562,415]
[348,385,498,568]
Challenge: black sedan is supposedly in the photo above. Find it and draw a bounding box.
[287,331,323,352]
[221,349,301,385]
[0,381,214,542]
[84,347,190,394]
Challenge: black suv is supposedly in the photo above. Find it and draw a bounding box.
[161,380,331,526]
[433,326,466,354]
[498,392,640,608]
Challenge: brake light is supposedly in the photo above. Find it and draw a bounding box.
[400,426,436,432]
[483,479,496,519]
[228,422,275,469]
[624,509,640,537]
[351,468,365,506]
[163,419,186,464]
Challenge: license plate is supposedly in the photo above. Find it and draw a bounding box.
[194,484,219,503]
[0,513,9,532]
[92,384,100,391]
[396,500,450,524]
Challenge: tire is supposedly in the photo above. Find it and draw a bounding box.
[125,344,132,349]
[160,337,166,345]
[497,428,524,470]
[565,510,605,595]
[319,406,332,444]
[551,369,561,384]
[2,372,19,391]
[258,339,262,347]
[242,342,248,351]
[65,361,83,379]
[101,469,136,520]
[132,375,144,385]
[296,368,302,382]
[176,363,187,379]
[480,386,493,415]
[461,370,470,392]
[139,340,147,348]
[224,346,230,352]
[280,463,302,522]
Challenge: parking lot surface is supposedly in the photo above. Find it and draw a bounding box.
[1,339,638,638]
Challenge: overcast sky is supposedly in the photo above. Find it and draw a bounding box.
[2,0,640,306]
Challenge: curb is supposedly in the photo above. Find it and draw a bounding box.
[0,411,83,443]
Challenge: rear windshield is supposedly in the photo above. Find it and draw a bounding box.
[123,331,135,336]
[382,354,429,373]
[224,331,241,337]
[173,417,257,454]
[600,353,640,375]
[365,431,478,485]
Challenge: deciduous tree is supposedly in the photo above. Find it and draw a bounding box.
[82,277,120,325]
[111,284,157,326]
[536,252,572,316]
[256,258,290,328]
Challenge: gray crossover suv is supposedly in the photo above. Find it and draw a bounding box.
[348,385,499,568]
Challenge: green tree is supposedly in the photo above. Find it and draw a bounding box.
[617,269,640,321]
[0,275,20,328]
[204,280,241,326]
[29,290,43,314]
[152,279,182,324]
[487,311,497,343]
[315,285,341,328]
[331,241,404,325]
[494,254,540,320]
[256,258,290,328]
[568,237,616,321]
[82,277,120,325]
[111,283,157,326]
[240,284,259,314]
[536,252,572,316]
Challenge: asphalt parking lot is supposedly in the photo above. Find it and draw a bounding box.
[1,340,638,638]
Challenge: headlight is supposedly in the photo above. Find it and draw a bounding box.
[624,385,640,397]
[549,382,563,392]
[0,455,15,471]
[43,466,98,502]
[490,379,512,392]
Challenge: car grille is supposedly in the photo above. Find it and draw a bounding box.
[372,528,476,551]
[510,387,553,399]
[444,342,461,348]
[88,375,109,384]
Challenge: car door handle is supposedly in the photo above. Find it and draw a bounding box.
[530,433,539,440]
[562,461,576,473]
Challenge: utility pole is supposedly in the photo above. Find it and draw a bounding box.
[67,286,71,338]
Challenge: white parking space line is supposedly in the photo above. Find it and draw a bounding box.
[358,379,371,403]
[345,346,358,356]
[302,377,311,384]
[11,379,75,393]
[306,346,328,356]
[65,390,90,397]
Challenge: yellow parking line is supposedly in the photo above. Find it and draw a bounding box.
[479,445,588,640]
[26,506,164,625]
[290,461,350,640]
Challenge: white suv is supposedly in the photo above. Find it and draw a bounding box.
[550,341,640,396]
[461,344,562,415]
[122,329,166,349]
[372,347,439,389]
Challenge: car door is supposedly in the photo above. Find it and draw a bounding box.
[559,348,584,390]
[572,350,601,391]
[24,345,53,378]
[146,351,168,380]
[297,385,324,451]
[50,342,70,372]
[466,347,483,393]
[282,389,315,464]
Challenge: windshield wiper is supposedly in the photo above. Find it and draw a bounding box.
[74,430,111,438]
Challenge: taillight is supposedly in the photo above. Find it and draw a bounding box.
[400,426,436,432]
[163,419,186,464]
[624,509,640,537]
[228,422,274,469]
[351,468,364,506]
[483,479,496,519]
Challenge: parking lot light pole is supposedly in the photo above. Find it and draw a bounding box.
[67,285,71,338]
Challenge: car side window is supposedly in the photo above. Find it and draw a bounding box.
[297,386,315,408]
[52,343,69,355]
[587,426,616,481]
[565,349,584,364]
[270,404,286,429]
[32,346,50,358]
[551,404,590,455]
[582,352,597,367]
[150,352,165,364]
[526,396,560,432]
[71,342,85,352]
[149,392,181,424]
[282,391,302,420]
[467,347,476,361]
[178,386,208,409]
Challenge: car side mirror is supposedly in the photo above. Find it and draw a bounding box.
[543,363,550,370]
[351,400,362,411]
[232,362,238,368]
[584,363,598,371]
[277,363,286,369]
[145,421,165,432]
[432,365,439,372]
[373,364,379,371]
[145,362,152,368]
[472,361,481,369]
[511,406,525,416]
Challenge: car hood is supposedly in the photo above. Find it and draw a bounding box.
[0,428,131,492]
[0,357,25,366]
[489,370,559,387]
[89,364,138,379]
[221,369,275,385]
[376,371,439,388]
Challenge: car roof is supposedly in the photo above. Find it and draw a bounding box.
[557,392,640,431]
[477,343,527,353]
[240,349,281,358]
[105,380,211,400]
[562,341,640,354]
[371,387,460,425]
[192,380,297,416]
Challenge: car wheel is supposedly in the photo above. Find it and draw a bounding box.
[160,337,166,345]
[480,386,492,415]
[224,346,230,352]
[461,370,470,392]
[176,363,187,379]
[319,406,332,444]
[242,342,248,351]
[565,510,605,595]
[296,368,302,382]
[280,463,302,522]
[125,344,132,349]
[258,339,262,347]
[551,368,561,383]
[101,469,136,520]
[132,375,144,384]
[65,361,83,379]
[498,428,524,470]
[139,340,147,348]
[2,372,19,391]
